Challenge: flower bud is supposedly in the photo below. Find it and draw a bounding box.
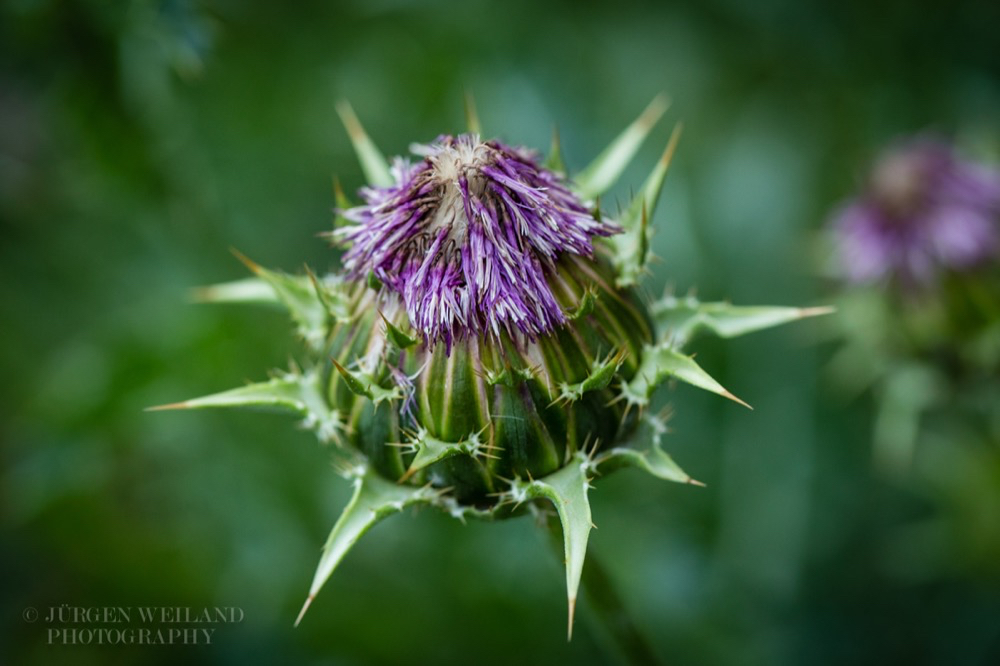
[328,131,652,503]
[156,97,828,635]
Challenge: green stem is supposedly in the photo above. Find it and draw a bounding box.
[545,514,662,666]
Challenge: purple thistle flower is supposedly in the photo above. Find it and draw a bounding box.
[336,134,620,348]
[834,138,1000,287]
[160,98,835,636]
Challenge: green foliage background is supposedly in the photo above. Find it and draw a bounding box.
[2,0,998,664]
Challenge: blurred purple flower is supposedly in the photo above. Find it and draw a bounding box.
[336,134,619,349]
[834,138,1000,286]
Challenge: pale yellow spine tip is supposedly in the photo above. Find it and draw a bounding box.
[567,595,577,642]
[294,595,314,628]
[144,402,188,412]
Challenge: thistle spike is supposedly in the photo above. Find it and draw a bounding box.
[463,90,482,135]
[307,267,350,321]
[331,359,403,405]
[595,444,702,486]
[523,452,594,640]
[295,468,438,626]
[567,286,598,321]
[653,295,836,349]
[332,177,353,228]
[621,343,750,409]
[331,359,373,399]
[631,122,682,225]
[147,369,342,443]
[148,370,322,415]
[190,276,279,305]
[335,100,392,187]
[484,364,537,388]
[379,312,418,350]
[573,94,671,200]
[544,126,566,174]
[399,427,488,482]
[332,176,351,208]
[231,250,338,350]
[610,122,683,287]
[552,349,627,405]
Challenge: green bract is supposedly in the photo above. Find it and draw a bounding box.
[155,97,830,636]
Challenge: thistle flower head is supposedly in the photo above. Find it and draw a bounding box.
[337,134,619,348]
[834,138,1000,286]
[159,97,829,637]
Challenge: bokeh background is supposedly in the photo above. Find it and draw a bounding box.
[2,0,999,664]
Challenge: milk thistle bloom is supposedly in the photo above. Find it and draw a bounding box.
[155,96,827,635]
[834,138,1000,287]
[827,137,1000,473]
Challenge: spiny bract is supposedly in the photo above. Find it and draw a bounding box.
[155,96,829,637]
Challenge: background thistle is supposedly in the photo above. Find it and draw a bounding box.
[826,137,1000,472]
[833,137,1000,288]
[155,97,829,636]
